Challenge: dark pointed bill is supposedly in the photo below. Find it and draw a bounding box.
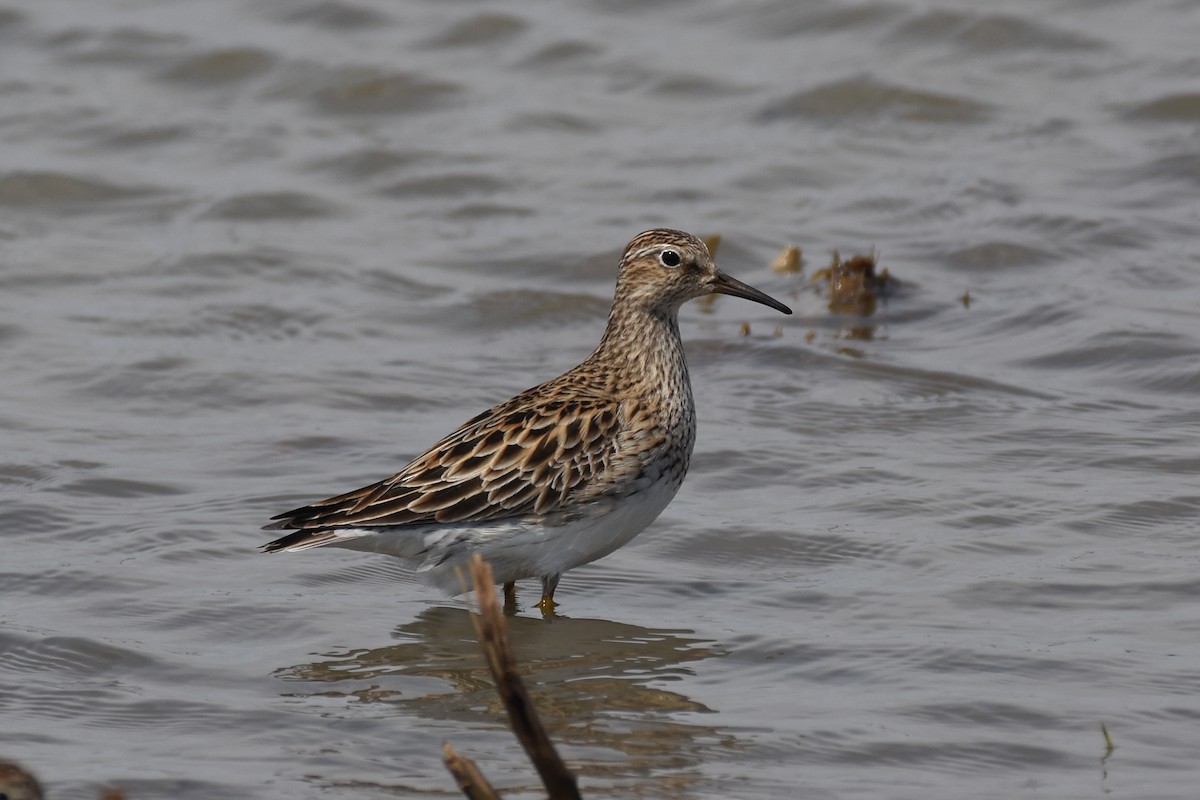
[710,270,793,315]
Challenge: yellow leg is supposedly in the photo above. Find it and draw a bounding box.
[536,574,560,614]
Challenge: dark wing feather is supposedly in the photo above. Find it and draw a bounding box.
[262,389,623,546]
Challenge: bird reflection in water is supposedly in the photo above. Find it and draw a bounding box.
[274,606,735,783]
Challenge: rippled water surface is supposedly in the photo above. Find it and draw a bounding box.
[3,0,1199,797]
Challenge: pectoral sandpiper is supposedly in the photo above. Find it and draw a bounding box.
[263,229,791,611]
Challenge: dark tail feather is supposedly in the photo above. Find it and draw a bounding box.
[261,528,338,553]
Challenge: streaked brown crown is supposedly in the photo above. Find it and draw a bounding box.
[612,229,717,313]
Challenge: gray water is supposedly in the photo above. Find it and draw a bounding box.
[3,0,1199,797]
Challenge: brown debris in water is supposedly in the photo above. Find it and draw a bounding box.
[770,245,803,274]
[812,250,892,315]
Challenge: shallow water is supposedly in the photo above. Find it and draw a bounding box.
[2,0,1199,797]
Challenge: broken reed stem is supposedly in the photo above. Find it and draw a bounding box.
[443,743,502,800]
[468,554,583,800]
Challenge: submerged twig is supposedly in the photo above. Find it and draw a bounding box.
[443,743,502,800]
[444,556,583,799]
[467,555,583,800]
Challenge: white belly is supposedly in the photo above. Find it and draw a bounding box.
[328,477,682,594]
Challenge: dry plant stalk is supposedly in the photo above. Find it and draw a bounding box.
[443,743,501,800]
[441,555,583,800]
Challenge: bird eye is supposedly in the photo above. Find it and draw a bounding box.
[659,250,682,268]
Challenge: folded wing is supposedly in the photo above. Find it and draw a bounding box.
[262,392,622,551]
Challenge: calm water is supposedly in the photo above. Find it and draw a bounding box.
[3,0,1199,797]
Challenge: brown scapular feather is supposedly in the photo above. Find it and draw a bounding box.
[262,394,624,543]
